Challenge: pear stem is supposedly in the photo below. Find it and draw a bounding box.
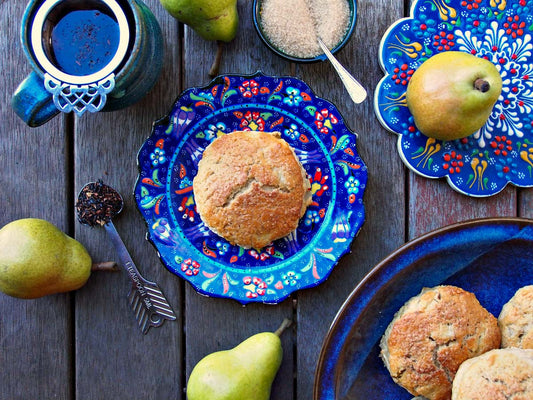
[91,261,119,272]
[274,318,293,337]
[474,78,490,93]
[209,41,224,78]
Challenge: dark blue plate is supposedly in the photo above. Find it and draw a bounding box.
[135,72,367,304]
[314,217,533,399]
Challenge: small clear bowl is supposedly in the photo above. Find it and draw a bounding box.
[252,0,357,63]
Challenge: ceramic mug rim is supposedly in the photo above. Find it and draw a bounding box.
[29,0,130,85]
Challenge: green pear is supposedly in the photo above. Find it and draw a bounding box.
[186,319,291,400]
[406,51,502,141]
[159,0,238,42]
[0,218,92,299]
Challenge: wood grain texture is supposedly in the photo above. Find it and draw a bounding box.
[73,1,183,399]
[0,1,72,399]
[295,1,407,399]
[181,2,295,400]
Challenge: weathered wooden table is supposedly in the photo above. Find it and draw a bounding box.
[1,0,531,399]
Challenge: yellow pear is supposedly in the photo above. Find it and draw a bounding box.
[186,319,291,400]
[0,218,92,299]
[406,51,502,141]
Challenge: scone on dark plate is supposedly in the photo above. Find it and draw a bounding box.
[498,285,533,349]
[380,285,501,400]
[452,348,533,400]
[193,130,312,249]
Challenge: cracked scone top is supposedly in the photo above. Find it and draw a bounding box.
[498,285,533,349]
[451,348,533,400]
[193,130,311,249]
[379,285,501,400]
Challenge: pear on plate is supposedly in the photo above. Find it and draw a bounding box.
[406,51,502,141]
[0,218,92,299]
[186,319,291,400]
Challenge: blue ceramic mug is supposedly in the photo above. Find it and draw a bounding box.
[12,0,163,127]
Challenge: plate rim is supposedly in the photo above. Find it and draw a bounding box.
[313,216,533,399]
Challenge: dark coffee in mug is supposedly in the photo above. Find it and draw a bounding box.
[49,9,120,75]
[32,0,131,84]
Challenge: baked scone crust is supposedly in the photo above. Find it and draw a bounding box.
[193,130,311,249]
[451,348,533,400]
[498,285,533,349]
[380,285,501,400]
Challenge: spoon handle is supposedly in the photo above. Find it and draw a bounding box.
[104,221,176,334]
[318,38,367,104]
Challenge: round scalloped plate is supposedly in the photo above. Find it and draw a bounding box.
[375,0,533,197]
[135,72,367,304]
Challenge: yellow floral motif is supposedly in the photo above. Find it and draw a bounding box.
[520,145,533,173]
[412,137,441,169]
[381,92,407,112]
[490,0,507,11]
[432,0,457,21]
[469,157,488,191]
[387,35,424,59]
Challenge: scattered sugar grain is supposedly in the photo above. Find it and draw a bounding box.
[260,0,350,59]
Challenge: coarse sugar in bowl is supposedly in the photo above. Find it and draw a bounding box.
[253,0,357,63]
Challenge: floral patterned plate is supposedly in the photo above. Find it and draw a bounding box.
[135,73,367,304]
[375,0,533,197]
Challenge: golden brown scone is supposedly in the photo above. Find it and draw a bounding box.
[193,130,311,249]
[498,285,533,349]
[451,348,533,400]
[380,285,501,400]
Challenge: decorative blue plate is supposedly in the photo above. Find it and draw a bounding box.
[135,72,367,304]
[375,0,533,197]
[314,217,533,400]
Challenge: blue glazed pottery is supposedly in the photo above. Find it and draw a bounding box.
[12,0,163,127]
[135,72,367,304]
[314,217,533,400]
[375,0,533,197]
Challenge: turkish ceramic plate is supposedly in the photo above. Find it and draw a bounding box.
[135,72,367,304]
[314,217,533,400]
[375,0,533,197]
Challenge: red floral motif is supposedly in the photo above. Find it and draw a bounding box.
[181,258,200,276]
[314,109,339,134]
[391,63,414,86]
[243,276,268,298]
[433,31,455,51]
[460,0,481,10]
[503,15,526,39]
[238,79,260,98]
[490,136,513,156]
[248,246,275,261]
[442,151,464,174]
[240,110,266,131]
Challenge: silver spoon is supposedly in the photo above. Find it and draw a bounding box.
[76,181,176,334]
[317,37,367,104]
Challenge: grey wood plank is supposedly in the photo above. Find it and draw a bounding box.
[295,1,407,399]
[181,2,296,400]
[409,176,516,238]
[0,1,72,399]
[73,1,183,399]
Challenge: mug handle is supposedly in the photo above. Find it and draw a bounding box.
[11,71,60,127]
